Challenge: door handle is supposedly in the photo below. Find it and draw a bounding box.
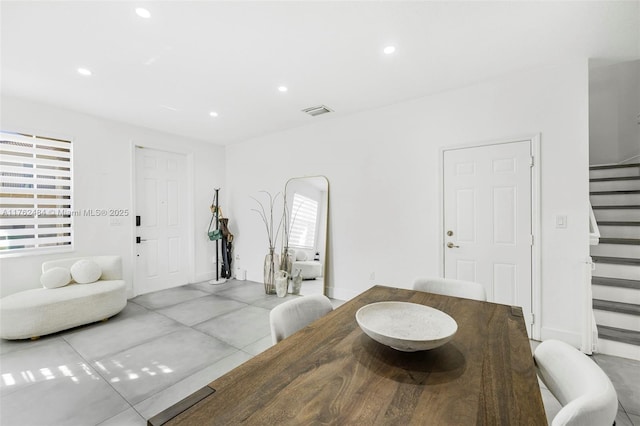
[136,237,147,244]
[447,242,459,248]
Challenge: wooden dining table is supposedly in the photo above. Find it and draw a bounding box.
[150,285,546,425]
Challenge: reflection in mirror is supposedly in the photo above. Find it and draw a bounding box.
[284,176,329,296]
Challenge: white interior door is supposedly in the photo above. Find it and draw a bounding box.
[443,140,533,334]
[135,147,189,295]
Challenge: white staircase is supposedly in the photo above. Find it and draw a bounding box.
[589,163,640,360]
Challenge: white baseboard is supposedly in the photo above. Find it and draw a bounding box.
[327,285,361,302]
[596,338,640,361]
[194,271,220,283]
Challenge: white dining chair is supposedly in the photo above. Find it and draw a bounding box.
[413,277,487,301]
[269,294,334,344]
[534,339,618,426]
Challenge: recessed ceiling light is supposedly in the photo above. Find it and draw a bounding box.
[209,111,219,118]
[77,68,92,76]
[383,45,396,55]
[278,86,288,93]
[135,8,151,18]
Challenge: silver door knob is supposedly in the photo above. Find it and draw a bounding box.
[447,242,459,248]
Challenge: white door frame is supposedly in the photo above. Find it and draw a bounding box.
[130,142,195,297]
[439,134,541,340]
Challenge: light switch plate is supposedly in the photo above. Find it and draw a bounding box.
[555,215,568,229]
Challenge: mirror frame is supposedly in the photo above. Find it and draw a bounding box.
[284,175,329,296]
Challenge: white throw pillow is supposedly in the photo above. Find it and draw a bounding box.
[41,267,71,289]
[296,250,308,261]
[70,259,102,284]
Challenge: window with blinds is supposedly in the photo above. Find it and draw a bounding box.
[0,131,73,256]
[288,193,319,249]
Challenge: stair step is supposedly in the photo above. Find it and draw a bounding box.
[590,195,640,206]
[590,164,640,179]
[597,325,640,346]
[592,284,640,305]
[590,163,640,170]
[590,178,640,192]
[597,221,640,226]
[592,262,640,281]
[595,338,640,360]
[592,205,640,209]
[597,224,640,239]
[593,299,640,315]
[590,190,640,195]
[592,276,640,290]
[592,256,640,266]
[598,238,640,245]
[594,309,640,332]
[590,176,640,182]
[591,242,640,258]
[593,209,640,221]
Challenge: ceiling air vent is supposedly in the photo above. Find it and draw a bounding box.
[302,105,333,117]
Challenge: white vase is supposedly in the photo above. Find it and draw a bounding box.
[291,269,302,295]
[275,270,289,297]
[264,249,279,294]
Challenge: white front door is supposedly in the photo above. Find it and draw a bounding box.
[135,147,189,295]
[443,140,533,334]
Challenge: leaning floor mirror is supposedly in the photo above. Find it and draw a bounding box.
[284,176,329,296]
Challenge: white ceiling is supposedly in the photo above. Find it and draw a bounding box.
[1,1,638,145]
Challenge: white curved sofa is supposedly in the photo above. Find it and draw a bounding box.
[0,256,127,340]
[290,249,323,280]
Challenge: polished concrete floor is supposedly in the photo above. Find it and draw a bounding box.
[1,280,639,426]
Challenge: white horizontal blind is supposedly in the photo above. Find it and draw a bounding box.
[0,131,73,256]
[288,193,318,249]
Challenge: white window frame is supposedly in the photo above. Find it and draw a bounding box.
[0,131,74,257]
[288,193,319,250]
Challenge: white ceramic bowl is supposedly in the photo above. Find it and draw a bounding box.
[356,301,458,352]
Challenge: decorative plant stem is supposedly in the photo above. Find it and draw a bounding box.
[250,191,283,250]
[280,192,290,272]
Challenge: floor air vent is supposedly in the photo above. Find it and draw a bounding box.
[302,105,333,117]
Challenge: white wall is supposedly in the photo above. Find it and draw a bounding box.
[1,61,592,344]
[227,60,590,345]
[0,96,226,297]
[590,60,640,165]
